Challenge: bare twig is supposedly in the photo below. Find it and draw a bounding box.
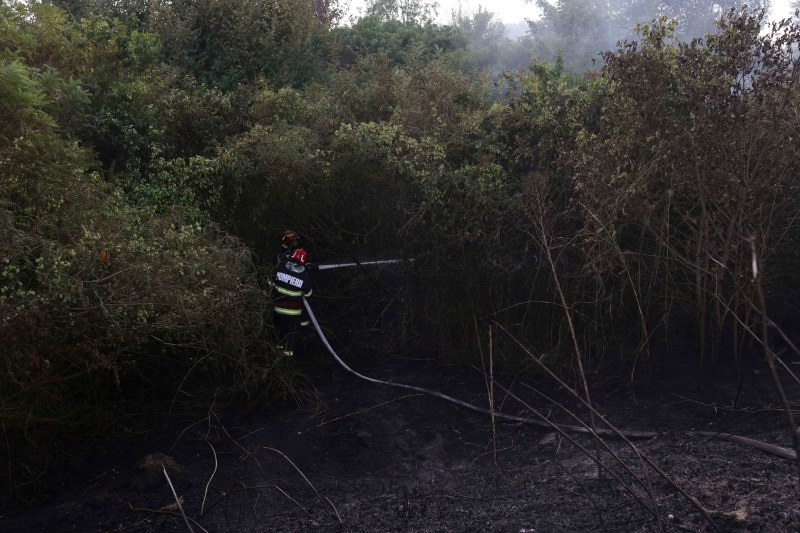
[696,431,796,461]
[476,318,498,466]
[519,381,661,517]
[554,457,606,526]
[200,440,217,516]
[264,446,342,524]
[747,234,800,491]
[129,503,210,533]
[162,465,195,533]
[213,412,263,470]
[2,421,10,494]
[489,325,497,465]
[82,266,138,284]
[308,394,422,432]
[261,483,316,519]
[494,384,658,522]
[470,445,515,465]
[325,496,342,524]
[494,321,718,531]
[305,297,656,440]
[529,202,602,465]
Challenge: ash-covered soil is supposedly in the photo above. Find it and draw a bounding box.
[2,347,799,533]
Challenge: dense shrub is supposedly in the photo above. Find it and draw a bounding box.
[334,15,464,66]
[0,54,266,499]
[147,0,339,89]
[572,11,800,371]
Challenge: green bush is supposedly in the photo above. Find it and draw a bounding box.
[0,56,267,500]
[572,11,800,370]
[216,123,321,248]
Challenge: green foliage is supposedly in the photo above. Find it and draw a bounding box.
[159,81,240,158]
[527,0,772,72]
[334,14,464,65]
[0,2,87,71]
[126,156,221,215]
[451,8,519,76]
[0,59,89,207]
[389,53,490,137]
[147,0,338,89]
[456,59,607,355]
[217,51,495,255]
[216,122,321,245]
[322,53,399,122]
[0,44,266,499]
[417,163,514,248]
[572,9,800,368]
[338,5,537,85]
[363,0,439,25]
[2,2,166,172]
[321,121,441,247]
[494,57,604,176]
[0,60,46,140]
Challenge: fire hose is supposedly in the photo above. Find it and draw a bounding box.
[302,297,797,460]
[315,259,409,271]
[302,297,655,440]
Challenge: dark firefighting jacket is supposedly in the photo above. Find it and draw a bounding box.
[272,260,312,317]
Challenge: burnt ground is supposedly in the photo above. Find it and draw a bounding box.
[2,338,799,533]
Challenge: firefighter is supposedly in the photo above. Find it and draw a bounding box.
[276,229,299,265]
[272,248,312,357]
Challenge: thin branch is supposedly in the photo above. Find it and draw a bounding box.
[264,483,316,519]
[325,496,342,524]
[305,297,657,440]
[519,381,660,510]
[129,504,209,533]
[748,233,800,491]
[162,465,195,533]
[200,440,218,516]
[696,431,796,461]
[476,317,498,466]
[493,321,718,531]
[263,446,341,524]
[308,394,422,431]
[494,383,658,523]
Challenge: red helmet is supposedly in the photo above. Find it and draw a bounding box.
[290,248,309,265]
[281,229,298,247]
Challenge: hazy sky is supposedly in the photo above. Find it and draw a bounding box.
[344,0,796,25]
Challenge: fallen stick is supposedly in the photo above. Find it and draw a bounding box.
[162,465,195,533]
[697,431,797,461]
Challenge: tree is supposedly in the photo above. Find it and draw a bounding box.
[0,47,266,494]
[147,0,340,89]
[572,9,800,373]
[635,0,770,40]
[528,0,615,71]
[527,0,772,72]
[611,0,774,41]
[334,12,463,66]
[451,6,511,73]
[364,0,439,24]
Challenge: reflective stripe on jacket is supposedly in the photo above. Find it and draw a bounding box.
[272,260,311,317]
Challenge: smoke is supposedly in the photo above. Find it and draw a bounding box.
[450,1,773,74]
